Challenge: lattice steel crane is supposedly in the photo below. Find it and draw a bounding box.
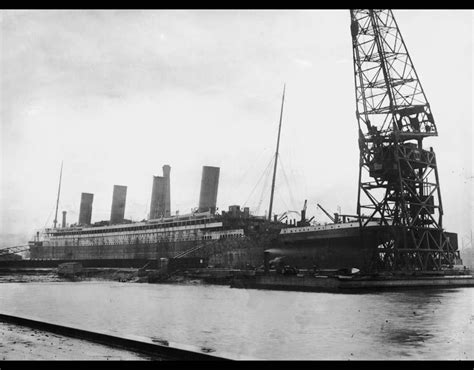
[349,9,461,271]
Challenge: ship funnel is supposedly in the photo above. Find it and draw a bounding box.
[149,165,171,219]
[62,211,67,228]
[110,185,127,224]
[162,165,171,217]
[198,166,220,214]
[78,192,94,225]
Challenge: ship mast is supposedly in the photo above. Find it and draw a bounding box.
[268,84,286,221]
[53,161,63,229]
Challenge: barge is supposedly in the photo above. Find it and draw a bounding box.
[231,270,474,293]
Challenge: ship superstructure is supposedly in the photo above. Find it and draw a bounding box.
[27,164,290,268]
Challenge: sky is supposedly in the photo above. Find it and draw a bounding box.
[1,9,472,249]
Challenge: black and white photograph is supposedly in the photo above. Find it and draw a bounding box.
[0,9,473,362]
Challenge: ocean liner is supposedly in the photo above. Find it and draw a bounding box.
[26,164,291,269]
[20,86,292,269]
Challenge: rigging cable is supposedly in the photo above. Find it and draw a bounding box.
[275,192,290,215]
[236,148,270,196]
[43,207,54,230]
[278,155,297,211]
[255,157,274,215]
[242,155,274,208]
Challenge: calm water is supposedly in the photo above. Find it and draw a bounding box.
[0,281,472,360]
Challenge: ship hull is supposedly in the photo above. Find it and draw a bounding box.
[27,225,384,271]
[271,224,388,271]
[28,234,281,269]
[272,224,459,272]
[29,240,198,261]
[26,215,459,273]
[0,258,156,269]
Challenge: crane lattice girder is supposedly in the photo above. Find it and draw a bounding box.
[351,9,437,138]
[350,9,460,271]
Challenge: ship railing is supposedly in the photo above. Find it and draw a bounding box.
[280,220,383,234]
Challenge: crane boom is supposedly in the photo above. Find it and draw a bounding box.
[317,203,335,223]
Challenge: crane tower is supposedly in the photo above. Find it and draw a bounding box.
[349,9,461,271]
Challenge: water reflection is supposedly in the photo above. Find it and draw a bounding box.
[371,289,472,358]
[384,328,433,347]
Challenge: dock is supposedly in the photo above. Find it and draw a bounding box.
[0,313,231,361]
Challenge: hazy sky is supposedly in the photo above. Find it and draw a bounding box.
[1,10,472,247]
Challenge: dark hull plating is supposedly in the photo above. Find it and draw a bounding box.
[269,225,387,271]
[28,234,281,269]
